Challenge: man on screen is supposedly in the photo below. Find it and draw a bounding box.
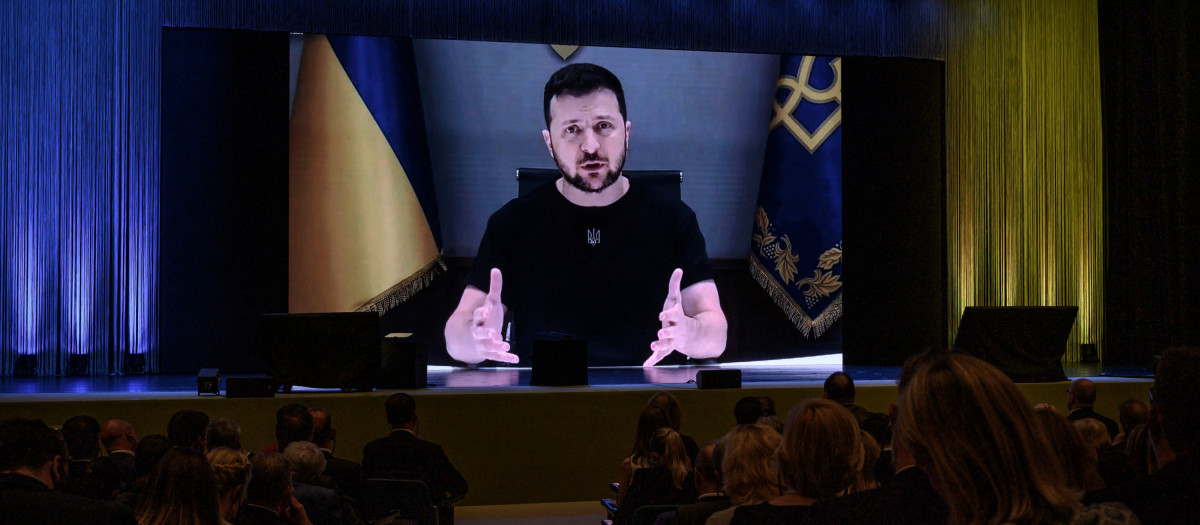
[444,63,727,367]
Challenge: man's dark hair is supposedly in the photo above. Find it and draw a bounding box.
[246,453,293,507]
[1070,379,1098,405]
[61,415,101,460]
[0,418,66,471]
[824,372,856,403]
[310,408,332,446]
[385,393,417,427]
[733,397,765,425]
[167,409,210,451]
[1118,398,1148,433]
[275,403,313,451]
[205,417,241,451]
[1155,345,1200,456]
[543,63,627,127]
[134,434,172,479]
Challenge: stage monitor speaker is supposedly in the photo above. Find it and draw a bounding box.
[225,376,276,398]
[530,335,588,386]
[697,369,742,389]
[197,368,220,395]
[262,312,380,391]
[953,306,1077,383]
[379,335,428,389]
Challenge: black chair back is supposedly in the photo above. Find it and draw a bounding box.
[515,168,683,200]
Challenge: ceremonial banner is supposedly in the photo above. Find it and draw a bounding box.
[289,35,443,314]
[750,55,842,338]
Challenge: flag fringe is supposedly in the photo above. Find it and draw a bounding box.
[749,257,842,338]
[355,257,448,316]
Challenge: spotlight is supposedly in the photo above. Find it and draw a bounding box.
[14,355,38,377]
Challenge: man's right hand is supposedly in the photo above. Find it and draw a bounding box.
[469,268,517,363]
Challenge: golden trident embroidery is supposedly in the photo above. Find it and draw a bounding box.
[770,56,842,153]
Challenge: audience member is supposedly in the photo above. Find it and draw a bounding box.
[655,442,729,525]
[283,441,351,525]
[1067,378,1119,439]
[898,352,1137,524]
[168,409,211,452]
[732,397,764,426]
[100,419,138,491]
[856,429,881,492]
[824,371,891,448]
[757,396,776,417]
[1034,402,1062,414]
[704,424,780,525]
[135,447,221,525]
[62,415,101,495]
[79,456,123,501]
[1075,418,1135,489]
[613,428,697,525]
[1085,345,1200,522]
[1035,408,1105,492]
[207,447,251,525]
[239,453,313,525]
[619,405,674,504]
[362,393,467,525]
[1113,398,1148,446]
[1121,424,1157,478]
[647,391,701,463]
[118,434,170,507]
[275,403,314,455]
[730,399,863,524]
[206,417,243,452]
[310,407,364,503]
[754,415,783,434]
[0,418,136,525]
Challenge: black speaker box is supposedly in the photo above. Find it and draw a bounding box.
[197,368,220,396]
[379,338,428,389]
[697,369,742,389]
[530,337,588,386]
[225,376,276,398]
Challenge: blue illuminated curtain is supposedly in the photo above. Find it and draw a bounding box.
[1,0,159,376]
[750,55,843,339]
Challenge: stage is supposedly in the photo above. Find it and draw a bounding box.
[0,357,1154,507]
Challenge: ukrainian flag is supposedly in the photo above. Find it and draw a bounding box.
[750,55,842,338]
[289,35,443,314]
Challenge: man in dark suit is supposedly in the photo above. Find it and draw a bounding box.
[825,371,891,446]
[1067,378,1120,439]
[0,418,136,525]
[655,442,729,525]
[362,393,468,524]
[61,415,101,495]
[1085,345,1200,523]
[99,419,137,492]
[310,407,364,503]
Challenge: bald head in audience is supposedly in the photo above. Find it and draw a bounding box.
[99,419,137,455]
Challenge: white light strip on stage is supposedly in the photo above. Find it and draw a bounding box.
[427,353,844,372]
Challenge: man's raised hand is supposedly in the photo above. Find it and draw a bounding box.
[472,268,518,363]
[645,268,692,367]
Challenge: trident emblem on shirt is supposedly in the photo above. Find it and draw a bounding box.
[587,229,601,246]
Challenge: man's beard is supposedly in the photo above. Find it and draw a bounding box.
[553,142,627,194]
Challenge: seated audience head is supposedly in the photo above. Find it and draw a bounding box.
[283,440,327,484]
[755,415,783,434]
[245,453,294,515]
[650,427,691,490]
[168,409,210,451]
[134,434,171,486]
[897,352,1077,524]
[79,456,122,500]
[758,395,777,417]
[823,371,856,404]
[1068,378,1098,409]
[206,447,251,523]
[1033,402,1061,415]
[0,418,68,489]
[309,407,335,449]
[1150,345,1200,462]
[720,424,781,505]
[776,398,864,499]
[693,442,721,494]
[1034,407,1104,492]
[384,392,418,430]
[62,415,101,461]
[100,419,138,454]
[1073,418,1113,452]
[1118,398,1148,434]
[857,429,880,491]
[275,403,313,452]
[135,446,221,525]
[1123,424,1157,477]
[205,417,241,452]
[647,391,683,431]
[630,405,672,464]
[733,397,765,425]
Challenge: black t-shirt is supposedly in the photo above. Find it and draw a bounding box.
[467,179,715,366]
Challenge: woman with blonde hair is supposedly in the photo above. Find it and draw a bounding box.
[618,405,673,504]
[729,398,864,524]
[206,447,251,525]
[896,351,1138,524]
[135,447,222,525]
[612,427,696,525]
[704,424,781,525]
